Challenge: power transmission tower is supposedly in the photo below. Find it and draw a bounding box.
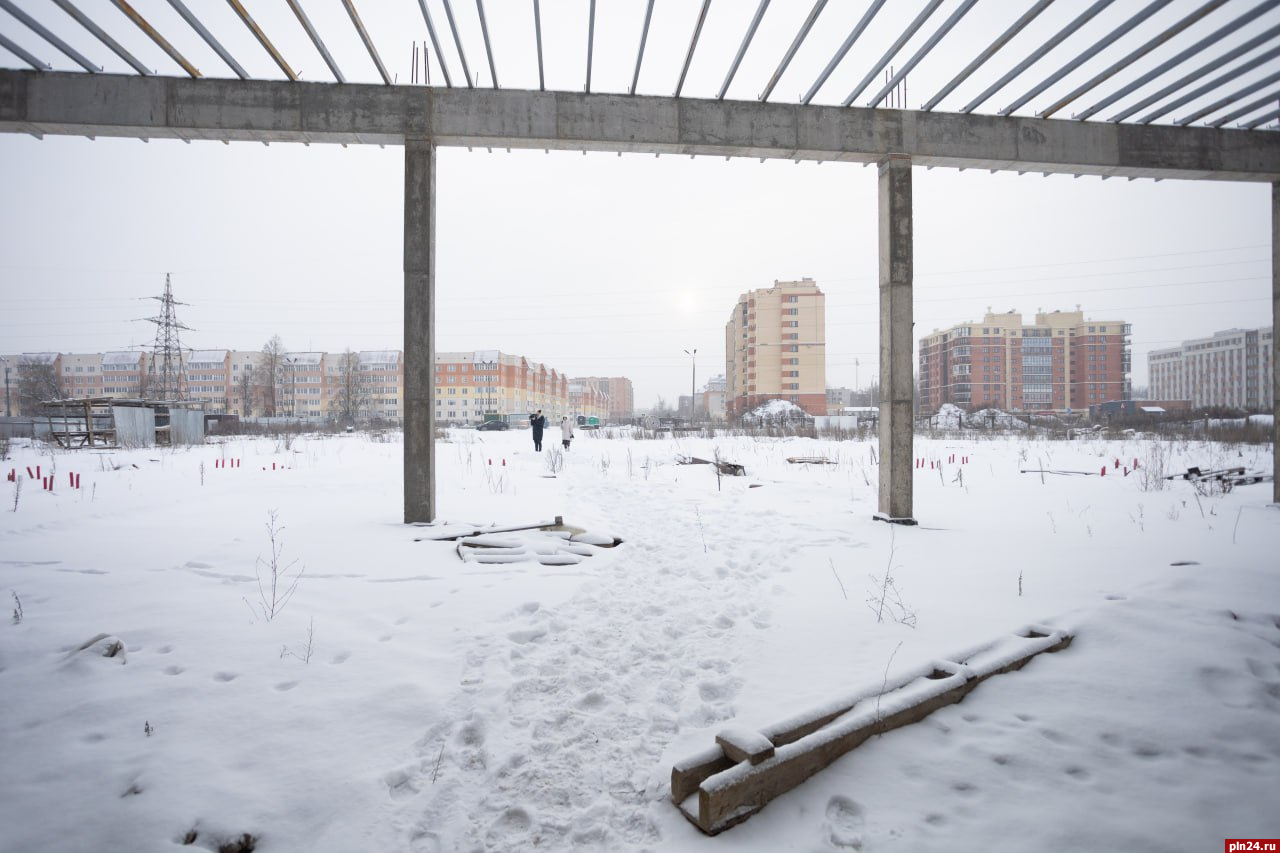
[144,273,193,401]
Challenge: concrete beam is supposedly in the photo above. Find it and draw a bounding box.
[403,139,436,524]
[878,155,914,522]
[1274,182,1279,505]
[3,70,1280,181]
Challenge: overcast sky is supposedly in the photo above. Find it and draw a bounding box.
[0,1,1274,408]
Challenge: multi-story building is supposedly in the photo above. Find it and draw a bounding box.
[919,309,1131,413]
[725,278,827,418]
[1149,326,1274,411]
[572,376,634,422]
[5,347,627,426]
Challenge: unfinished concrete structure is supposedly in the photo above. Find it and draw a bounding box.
[2,3,1278,521]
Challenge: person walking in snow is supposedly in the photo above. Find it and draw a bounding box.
[560,416,574,451]
[530,409,547,451]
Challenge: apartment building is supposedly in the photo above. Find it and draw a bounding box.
[919,309,1131,413]
[1149,326,1274,411]
[725,278,827,418]
[572,376,635,422]
[5,347,626,426]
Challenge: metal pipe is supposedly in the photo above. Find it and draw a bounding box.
[804,0,886,105]
[416,0,452,87]
[961,0,1113,114]
[167,0,247,78]
[1242,107,1279,129]
[0,31,50,71]
[586,0,595,93]
[630,0,655,96]
[842,0,945,107]
[51,0,149,75]
[476,0,498,87]
[718,0,770,100]
[1125,34,1280,123]
[675,0,711,97]
[1002,0,1175,117]
[0,0,99,72]
[287,0,345,83]
[341,0,391,84]
[114,0,202,78]
[533,0,545,91]
[760,0,825,102]
[1203,87,1280,128]
[1075,0,1273,120]
[441,0,474,87]
[225,0,295,80]
[1040,0,1228,119]
[922,0,1052,112]
[867,0,977,108]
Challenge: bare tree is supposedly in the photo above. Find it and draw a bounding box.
[260,336,286,417]
[238,358,259,418]
[334,349,367,424]
[17,356,61,413]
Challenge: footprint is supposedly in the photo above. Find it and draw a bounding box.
[213,672,238,682]
[1065,765,1091,780]
[156,645,173,655]
[384,767,420,800]
[485,807,533,847]
[824,796,865,849]
[164,665,184,676]
[274,681,298,692]
[330,651,350,665]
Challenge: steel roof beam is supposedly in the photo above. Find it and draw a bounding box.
[1075,0,1273,121]
[341,0,390,85]
[630,0,655,97]
[533,0,544,91]
[0,0,99,73]
[167,0,247,79]
[760,0,824,102]
[868,0,977,108]
[114,0,201,78]
[962,0,1112,114]
[803,0,886,105]
[718,0,769,101]
[1243,107,1279,129]
[1040,0,1229,119]
[1117,26,1280,123]
[0,31,48,71]
[475,0,498,88]
[585,0,595,93]
[1137,42,1280,123]
[51,0,149,76]
[415,0,452,87]
[225,0,294,80]
[285,0,345,83]
[675,0,711,98]
[842,0,945,107]
[1003,0,1175,117]
[441,0,473,87]
[1207,89,1280,127]
[923,0,1052,112]
[1181,74,1280,125]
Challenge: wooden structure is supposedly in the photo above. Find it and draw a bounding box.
[671,625,1073,835]
[41,398,117,448]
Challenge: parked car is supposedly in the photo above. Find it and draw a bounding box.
[476,420,510,431]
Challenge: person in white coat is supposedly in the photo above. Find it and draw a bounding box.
[560,416,575,450]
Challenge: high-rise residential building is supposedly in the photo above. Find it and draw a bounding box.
[919,309,1131,413]
[434,350,570,425]
[1149,326,1274,411]
[725,278,827,418]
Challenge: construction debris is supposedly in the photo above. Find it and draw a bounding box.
[676,455,746,477]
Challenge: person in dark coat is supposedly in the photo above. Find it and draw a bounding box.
[530,409,547,451]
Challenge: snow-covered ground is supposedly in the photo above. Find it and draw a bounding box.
[1,428,1277,852]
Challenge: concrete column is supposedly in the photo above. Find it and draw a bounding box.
[404,138,436,523]
[1273,183,1279,504]
[878,155,915,521]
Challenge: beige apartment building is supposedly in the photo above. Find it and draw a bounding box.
[725,278,827,418]
[572,376,635,422]
[4,347,624,426]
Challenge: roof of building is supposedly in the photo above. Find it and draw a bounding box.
[102,351,142,365]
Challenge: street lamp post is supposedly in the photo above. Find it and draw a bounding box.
[684,348,696,424]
